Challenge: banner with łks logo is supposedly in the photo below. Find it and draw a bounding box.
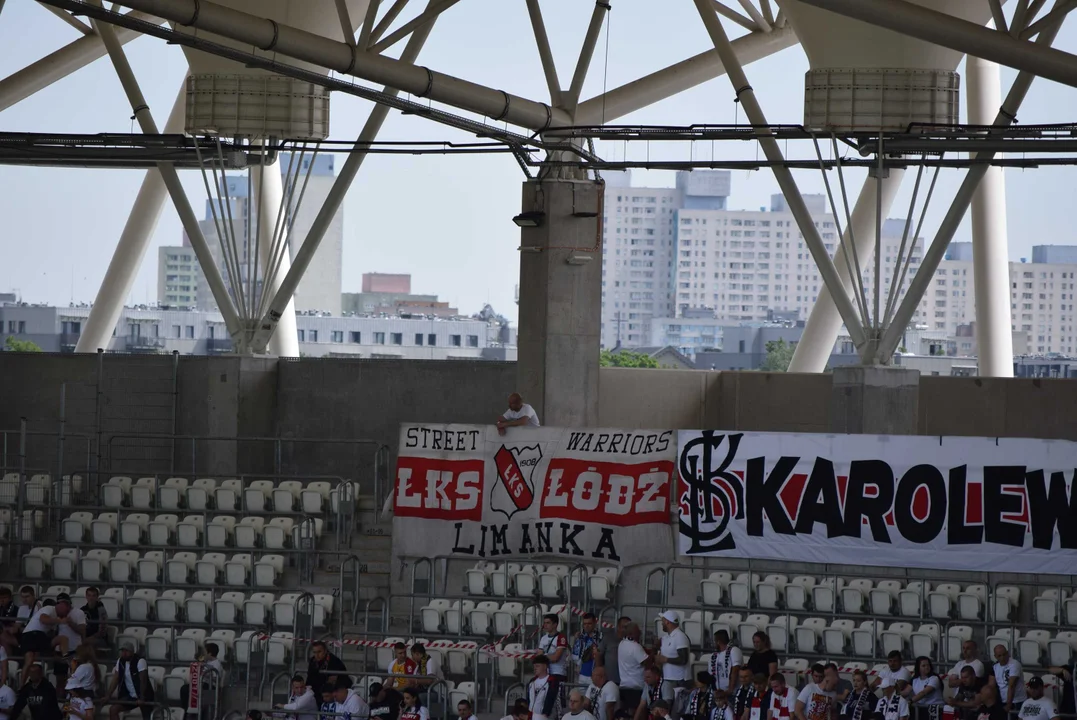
[392,424,676,565]
[677,430,1077,574]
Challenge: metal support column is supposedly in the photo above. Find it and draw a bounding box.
[250,162,300,357]
[76,83,186,354]
[788,171,905,372]
[693,0,866,347]
[966,57,1014,377]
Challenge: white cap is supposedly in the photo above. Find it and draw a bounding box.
[658,610,679,624]
[880,678,895,690]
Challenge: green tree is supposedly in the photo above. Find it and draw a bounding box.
[760,338,795,372]
[4,337,42,353]
[600,349,660,368]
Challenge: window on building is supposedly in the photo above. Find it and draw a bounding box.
[298,329,306,342]
[185,325,195,339]
[415,333,424,345]
[451,334,462,347]
[208,326,215,340]
[309,330,318,342]
[391,333,403,345]
[331,331,343,343]
[349,331,361,343]
[428,333,437,346]
[374,332,385,344]
[173,325,181,338]
[467,335,479,347]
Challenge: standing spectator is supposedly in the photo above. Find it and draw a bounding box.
[682,672,716,720]
[655,612,691,691]
[50,595,85,657]
[575,614,604,685]
[908,657,944,716]
[873,679,909,720]
[619,624,649,711]
[456,699,478,720]
[63,646,100,701]
[1019,677,1059,720]
[586,666,620,720]
[104,643,154,720]
[307,641,347,697]
[386,643,417,691]
[9,663,61,720]
[275,675,318,720]
[539,615,570,685]
[1047,661,1077,717]
[528,656,561,720]
[839,671,874,720]
[602,618,632,685]
[948,667,983,720]
[971,684,1006,720]
[333,677,370,720]
[497,394,540,435]
[634,668,674,720]
[768,674,798,720]
[795,665,837,720]
[711,631,744,699]
[79,588,108,649]
[18,596,58,684]
[0,588,21,658]
[367,684,403,720]
[990,645,1025,715]
[745,674,773,720]
[873,652,912,691]
[747,634,779,680]
[826,664,852,705]
[947,642,985,689]
[564,690,599,720]
[731,669,756,720]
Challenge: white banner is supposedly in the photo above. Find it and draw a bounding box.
[676,431,1077,574]
[392,424,676,565]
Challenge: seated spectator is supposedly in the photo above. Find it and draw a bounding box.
[795,665,838,720]
[63,646,100,702]
[586,666,621,720]
[873,652,912,691]
[79,588,108,650]
[768,673,798,720]
[456,699,478,720]
[873,679,909,720]
[399,688,429,720]
[369,683,403,720]
[732,668,757,720]
[333,677,370,720]
[682,672,716,720]
[275,674,318,720]
[0,588,21,659]
[499,699,530,720]
[972,684,1006,720]
[1019,677,1059,720]
[409,644,442,703]
[908,657,944,716]
[61,686,92,720]
[947,642,985,689]
[307,641,347,697]
[746,673,774,720]
[635,667,674,720]
[565,690,599,720]
[1047,661,1076,716]
[828,663,852,704]
[386,643,416,691]
[11,663,60,720]
[318,686,336,720]
[497,393,540,435]
[649,700,672,720]
[949,667,982,720]
[747,634,779,680]
[103,642,154,720]
[839,670,874,720]
[0,672,16,720]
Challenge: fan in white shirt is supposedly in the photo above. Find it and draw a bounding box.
[585,667,620,720]
[948,641,987,688]
[768,675,798,720]
[563,690,598,720]
[276,676,319,720]
[656,612,691,686]
[910,658,945,706]
[497,393,540,434]
[991,645,1027,709]
[873,653,912,690]
[1019,678,1059,720]
[710,631,743,696]
[0,683,16,720]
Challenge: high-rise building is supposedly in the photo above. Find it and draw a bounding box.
[157,153,343,314]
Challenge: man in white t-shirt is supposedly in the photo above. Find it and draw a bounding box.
[872,652,912,690]
[538,614,569,682]
[585,666,620,720]
[655,611,691,690]
[768,674,798,720]
[1019,678,1059,720]
[710,630,743,698]
[565,690,598,720]
[529,655,561,720]
[0,680,16,720]
[948,641,987,689]
[990,644,1026,713]
[18,600,58,684]
[497,393,540,435]
[53,594,86,656]
[619,623,650,710]
[795,665,838,720]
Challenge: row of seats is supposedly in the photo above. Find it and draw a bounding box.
[699,573,1023,622]
[98,476,344,514]
[61,512,323,549]
[463,562,619,601]
[30,584,329,629]
[25,547,288,587]
[417,600,582,639]
[0,473,52,505]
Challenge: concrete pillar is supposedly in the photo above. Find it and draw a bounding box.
[830,365,920,435]
[516,179,603,427]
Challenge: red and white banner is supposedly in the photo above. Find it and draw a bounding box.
[393,424,676,565]
[187,662,200,711]
[677,431,1077,574]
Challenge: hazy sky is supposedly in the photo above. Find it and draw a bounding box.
[2,0,1077,324]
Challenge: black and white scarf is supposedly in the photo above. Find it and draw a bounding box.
[844,690,873,720]
[733,685,757,719]
[878,694,903,720]
[685,687,715,720]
